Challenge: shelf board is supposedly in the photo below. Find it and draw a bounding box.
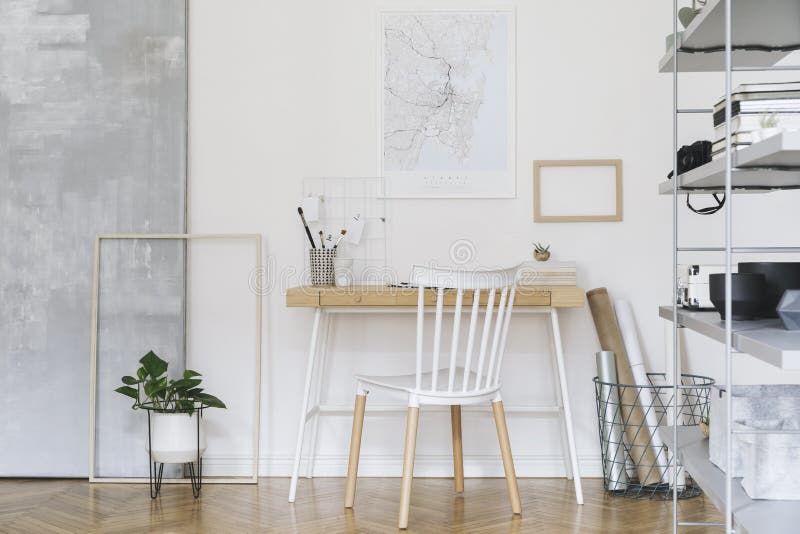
[659,0,800,73]
[658,131,800,194]
[659,306,800,370]
[660,426,800,534]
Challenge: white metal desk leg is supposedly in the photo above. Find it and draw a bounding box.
[289,307,323,503]
[305,312,332,479]
[550,344,573,480]
[550,308,583,505]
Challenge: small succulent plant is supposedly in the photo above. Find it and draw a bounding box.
[760,113,779,129]
[533,242,551,261]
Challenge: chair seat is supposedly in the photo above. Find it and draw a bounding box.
[355,367,499,399]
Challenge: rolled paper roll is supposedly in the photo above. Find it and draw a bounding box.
[587,288,661,486]
[596,351,628,491]
[615,300,667,479]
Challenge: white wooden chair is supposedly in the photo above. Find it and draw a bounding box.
[343,264,523,529]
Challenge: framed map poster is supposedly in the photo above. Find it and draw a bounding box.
[378,8,516,198]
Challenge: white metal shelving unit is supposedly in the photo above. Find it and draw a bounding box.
[663,0,800,532]
[660,427,800,534]
[658,131,800,194]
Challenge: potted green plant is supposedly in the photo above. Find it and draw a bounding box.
[751,113,781,143]
[115,350,226,464]
[533,242,551,262]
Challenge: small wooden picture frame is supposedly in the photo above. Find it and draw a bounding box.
[533,159,623,222]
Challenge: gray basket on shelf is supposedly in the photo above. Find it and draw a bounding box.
[709,384,800,477]
[738,418,800,500]
[309,249,336,286]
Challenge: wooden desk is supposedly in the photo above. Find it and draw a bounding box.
[286,284,585,308]
[285,285,585,506]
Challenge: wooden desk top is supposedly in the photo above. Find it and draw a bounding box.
[286,285,585,308]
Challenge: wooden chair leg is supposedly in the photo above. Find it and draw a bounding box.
[450,405,464,493]
[398,406,420,530]
[344,394,367,508]
[492,400,521,515]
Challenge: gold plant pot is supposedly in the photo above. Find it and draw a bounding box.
[534,251,550,262]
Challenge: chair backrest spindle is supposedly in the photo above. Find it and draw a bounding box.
[473,288,495,390]
[493,287,516,385]
[484,287,508,389]
[447,288,464,392]
[461,289,481,392]
[430,288,445,391]
[410,265,519,395]
[415,283,425,390]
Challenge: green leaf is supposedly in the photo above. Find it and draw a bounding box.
[172,378,202,391]
[175,399,195,416]
[114,386,138,400]
[143,378,169,399]
[137,367,148,380]
[139,350,168,379]
[121,375,139,385]
[183,369,202,379]
[185,388,204,397]
[196,393,226,409]
[155,377,169,399]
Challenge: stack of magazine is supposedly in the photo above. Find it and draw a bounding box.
[518,261,576,286]
[711,82,800,159]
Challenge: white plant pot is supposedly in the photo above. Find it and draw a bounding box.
[751,127,781,143]
[148,412,207,464]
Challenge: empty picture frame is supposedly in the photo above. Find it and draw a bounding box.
[533,159,623,222]
[89,233,262,484]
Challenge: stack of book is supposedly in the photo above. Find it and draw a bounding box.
[518,261,576,286]
[711,82,800,159]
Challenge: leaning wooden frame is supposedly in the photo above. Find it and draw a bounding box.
[88,233,263,484]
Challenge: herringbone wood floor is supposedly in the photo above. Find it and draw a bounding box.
[0,478,721,533]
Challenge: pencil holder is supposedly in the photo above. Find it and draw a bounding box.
[309,249,336,286]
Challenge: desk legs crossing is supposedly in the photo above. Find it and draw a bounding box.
[549,308,583,505]
[289,308,323,503]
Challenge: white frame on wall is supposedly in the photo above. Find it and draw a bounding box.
[88,233,262,484]
[377,5,517,198]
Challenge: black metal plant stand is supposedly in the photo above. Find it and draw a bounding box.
[143,403,205,499]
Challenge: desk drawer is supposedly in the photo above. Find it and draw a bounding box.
[319,292,394,306]
[396,289,551,307]
[316,287,552,307]
[515,290,550,307]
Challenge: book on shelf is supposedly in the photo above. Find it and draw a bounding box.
[712,132,752,149]
[712,82,800,110]
[714,102,800,126]
[518,261,577,286]
[710,134,751,159]
[714,113,800,138]
[712,84,800,127]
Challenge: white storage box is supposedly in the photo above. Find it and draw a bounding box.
[738,419,800,500]
[709,385,800,476]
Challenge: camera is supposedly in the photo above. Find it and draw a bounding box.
[667,140,712,178]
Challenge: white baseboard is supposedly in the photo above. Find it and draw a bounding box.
[201,453,603,478]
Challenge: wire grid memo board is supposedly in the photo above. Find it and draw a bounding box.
[302,177,389,284]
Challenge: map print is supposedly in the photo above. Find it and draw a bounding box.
[380,11,514,197]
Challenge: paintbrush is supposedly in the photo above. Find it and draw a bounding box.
[297,207,316,249]
[319,230,325,249]
[333,229,347,249]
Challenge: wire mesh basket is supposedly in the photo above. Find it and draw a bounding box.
[593,372,714,500]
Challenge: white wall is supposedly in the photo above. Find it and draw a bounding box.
[188,0,800,478]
